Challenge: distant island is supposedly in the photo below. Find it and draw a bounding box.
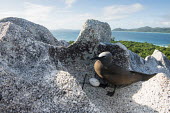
[112,26,170,33]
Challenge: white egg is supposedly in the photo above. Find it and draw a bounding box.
[89,78,100,87]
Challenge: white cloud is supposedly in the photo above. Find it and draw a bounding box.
[160,21,170,26]
[0,1,146,29]
[0,11,20,17]
[20,2,93,29]
[0,2,55,25]
[0,2,74,29]
[102,3,143,21]
[23,2,54,22]
[0,2,144,29]
[0,2,154,30]
[1,1,170,30]
[160,15,170,26]
[65,0,76,8]
[48,13,94,29]
[23,3,93,29]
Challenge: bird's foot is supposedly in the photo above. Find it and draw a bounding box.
[99,83,108,88]
[106,85,117,97]
[106,91,115,97]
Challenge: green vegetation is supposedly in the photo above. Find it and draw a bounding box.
[111,41,170,60]
[113,26,170,33]
[111,36,116,41]
[68,41,74,44]
[168,44,170,48]
[68,40,170,60]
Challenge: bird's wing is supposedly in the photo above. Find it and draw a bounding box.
[129,70,151,75]
[107,64,128,75]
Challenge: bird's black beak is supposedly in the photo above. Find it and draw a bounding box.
[90,57,101,60]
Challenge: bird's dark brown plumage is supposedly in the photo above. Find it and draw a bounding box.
[94,60,156,85]
[92,51,157,96]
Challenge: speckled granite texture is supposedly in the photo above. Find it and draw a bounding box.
[0,17,169,113]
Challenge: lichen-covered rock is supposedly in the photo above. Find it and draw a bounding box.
[0,18,98,113]
[0,17,60,46]
[49,19,169,113]
[132,73,170,113]
[0,17,169,113]
[76,19,111,43]
[151,50,170,74]
[128,49,170,75]
[58,40,69,47]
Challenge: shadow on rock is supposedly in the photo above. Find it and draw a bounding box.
[48,19,168,112]
[61,59,158,113]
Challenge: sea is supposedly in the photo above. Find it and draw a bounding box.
[51,30,170,47]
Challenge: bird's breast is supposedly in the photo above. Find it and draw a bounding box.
[94,60,104,78]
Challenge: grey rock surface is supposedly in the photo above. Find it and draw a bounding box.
[0,17,61,46]
[0,18,97,113]
[50,19,170,113]
[76,19,111,43]
[0,17,169,113]
[58,40,69,47]
[128,48,170,75]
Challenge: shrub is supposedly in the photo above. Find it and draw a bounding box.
[111,41,170,60]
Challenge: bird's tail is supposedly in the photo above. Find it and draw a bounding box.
[130,71,157,81]
[141,73,157,81]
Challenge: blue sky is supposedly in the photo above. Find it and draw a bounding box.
[0,0,170,30]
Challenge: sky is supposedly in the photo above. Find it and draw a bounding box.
[0,0,170,30]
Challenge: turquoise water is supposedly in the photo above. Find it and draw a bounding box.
[51,30,80,41]
[51,30,170,46]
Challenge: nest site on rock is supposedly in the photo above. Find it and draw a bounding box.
[0,17,170,113]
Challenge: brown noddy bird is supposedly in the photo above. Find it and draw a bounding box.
[91,51,157,96]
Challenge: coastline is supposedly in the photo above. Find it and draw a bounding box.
[53,30,170,34]
[112,30,170,34]
[51,30,170,47]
